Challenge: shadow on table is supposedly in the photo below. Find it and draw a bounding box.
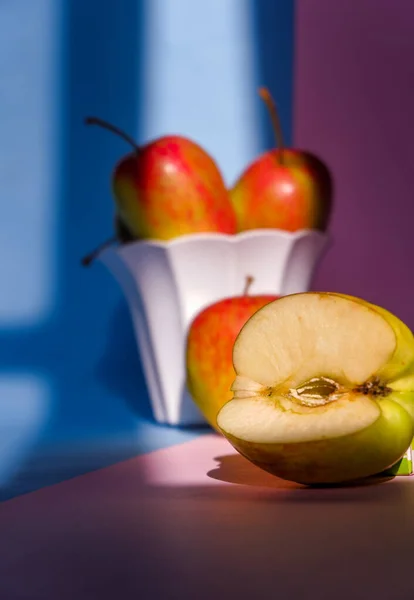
[0,442,406,515]
[206,453,395,493]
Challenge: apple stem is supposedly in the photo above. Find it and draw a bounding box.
[81,236,118,267]
[258,87,285,164]
[84,117,140,153]
[243,275,254,296]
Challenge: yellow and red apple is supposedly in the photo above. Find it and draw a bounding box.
[111,132,236,240]
[82,117,237,264]
[186,278,278,430]
[230,88,333,233]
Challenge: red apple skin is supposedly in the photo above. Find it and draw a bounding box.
[186,294,278,430]
[112,135,237,240]
[230,148,333,233]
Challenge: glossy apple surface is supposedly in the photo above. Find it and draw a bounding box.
[230,148,333,232]
[186,289,278,430]
[217,292,414,484]
[113,135,237,240]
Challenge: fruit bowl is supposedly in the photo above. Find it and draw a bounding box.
[99,228,330,426]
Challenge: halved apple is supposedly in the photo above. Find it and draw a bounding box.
[217,292,414,484]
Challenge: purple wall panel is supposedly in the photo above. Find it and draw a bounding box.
[294,0,414,326]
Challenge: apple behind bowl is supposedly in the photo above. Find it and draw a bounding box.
[186,277,278,430]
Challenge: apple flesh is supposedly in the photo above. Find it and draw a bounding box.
[186,279,278,430]
[217,292,414,484]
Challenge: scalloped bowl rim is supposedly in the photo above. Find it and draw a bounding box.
[112,228,329,252]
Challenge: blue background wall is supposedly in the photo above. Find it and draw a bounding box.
[0,0,295,496]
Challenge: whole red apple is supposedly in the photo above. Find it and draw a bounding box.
[85,117,237,242]
[230,88,333,233]
[186,277,278,430]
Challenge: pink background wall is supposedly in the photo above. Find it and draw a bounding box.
[295,0,414,327]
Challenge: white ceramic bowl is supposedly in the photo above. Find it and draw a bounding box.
[99,229,330,426]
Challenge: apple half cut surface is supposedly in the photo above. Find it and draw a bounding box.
[216,292,414,485]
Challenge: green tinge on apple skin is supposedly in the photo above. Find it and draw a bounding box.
[390,391,414,420]
[326,292,414,382]
[219,398,414,485]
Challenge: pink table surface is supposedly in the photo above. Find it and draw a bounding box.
[1,433,414,600]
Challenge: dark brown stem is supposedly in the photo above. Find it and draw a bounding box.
[258,87,285,164]
[243,275,254,296]
[81,236,118,267]
[84,117,140,153]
